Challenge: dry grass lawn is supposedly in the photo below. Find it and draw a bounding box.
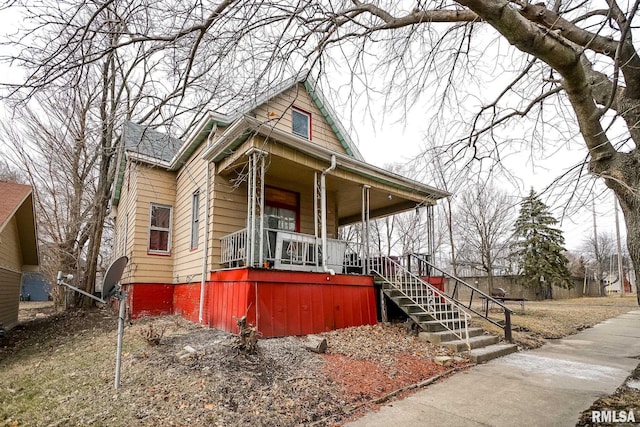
[473,295,637,348]
[1,296,636,426]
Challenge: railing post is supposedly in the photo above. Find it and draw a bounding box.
[504,309,513,342]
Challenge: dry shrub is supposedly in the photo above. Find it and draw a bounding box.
[138,324,167,346]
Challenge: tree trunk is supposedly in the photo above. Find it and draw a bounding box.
[602,152,640,304]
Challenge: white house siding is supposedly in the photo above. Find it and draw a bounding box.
[122,163,177,284]
[114,162,137,284]
[172,144,209,283]
[251,83,349,155]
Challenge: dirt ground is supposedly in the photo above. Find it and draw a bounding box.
[1,296,636,426]
[1,304,463,427]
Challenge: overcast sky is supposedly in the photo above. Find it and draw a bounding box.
[0,7,624,255]
[344,93,623,254]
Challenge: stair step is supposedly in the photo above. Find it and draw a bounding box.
[418,327,484,344]
[389,296,413,306]
[391,300,456,316]
[411,312,435,320]
[468,343,518,363]
[420,318,467,332]
[431,310,461,320]
[442,334,499,352]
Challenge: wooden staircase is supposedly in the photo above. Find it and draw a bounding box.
[374,256,518,363]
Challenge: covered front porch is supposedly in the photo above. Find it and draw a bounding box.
[204,118,447,276]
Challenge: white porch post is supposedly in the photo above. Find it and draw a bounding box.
[246,149,266,267]
[426,204,435,262]
[314,171,321,267]
[362,185,370,275]
[320,155,337,274]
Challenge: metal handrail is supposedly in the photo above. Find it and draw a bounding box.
[371,256,471,348]
[406,253,513,342]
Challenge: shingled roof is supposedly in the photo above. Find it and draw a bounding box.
[122,121,183,165]
[0,181,32,230]
[0,181,39,266]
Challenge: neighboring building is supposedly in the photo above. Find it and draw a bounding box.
[111,75,448,337]
[20,271,50,301]
[0,181,39,329]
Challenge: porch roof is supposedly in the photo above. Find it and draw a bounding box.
[201,116,449,224]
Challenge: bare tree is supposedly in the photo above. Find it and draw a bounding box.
[582,232,617,295]
[2,89,102,305]
[365,162,445,257]
[0,160,23,183]
[416,146,469,275]
[0,1,232,304]
[4,0,640,304]
[454,182,515,291]
[289,1,640,302]
[565,251,586,279]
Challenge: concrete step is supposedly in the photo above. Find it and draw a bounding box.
[442,334,499,352]
[431,309,461,320]
[409,314,437,326]
[420,318,467,332]
[392,299,456,316]
[468,343,518,363]
[389,296,413,306]
[418,327,484,344]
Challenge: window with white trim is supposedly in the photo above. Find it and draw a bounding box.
[149,203,172,254]
[292,108,311,139]
[190,191,200,250]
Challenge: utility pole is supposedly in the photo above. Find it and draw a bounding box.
[615,198,625,297]
[593,196,602,296]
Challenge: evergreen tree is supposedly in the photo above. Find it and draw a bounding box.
[513,189,573,297]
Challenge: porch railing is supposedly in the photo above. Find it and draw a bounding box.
[403,253,513,342]
[220,228,248,266]
[370,256,471,346]
[220,227,363,273]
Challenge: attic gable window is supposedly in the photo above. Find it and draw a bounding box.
[292,108,311,139]
[149,203,172,254]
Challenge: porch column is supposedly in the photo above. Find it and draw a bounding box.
[314,172,321,267]
[319,155,336,274]
[246,149,266,267]
[426,204,435,262]
[362,185,370,274]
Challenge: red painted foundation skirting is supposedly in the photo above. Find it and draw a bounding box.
[125,268,377,337]
[123,283,174,319]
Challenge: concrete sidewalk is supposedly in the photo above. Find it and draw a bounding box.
[346,310,640,427]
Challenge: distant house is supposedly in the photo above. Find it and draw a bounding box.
[110,75,448,337]
[0,181,39,329]
[21,271,50,301]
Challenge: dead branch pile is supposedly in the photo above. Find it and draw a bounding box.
[232,315,260,354]
[138,323,167,346]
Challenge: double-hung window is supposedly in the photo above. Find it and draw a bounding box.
[264,186,299,232]
[149,203,172,254]
[292,108,311,139]
[190,191,200,250]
